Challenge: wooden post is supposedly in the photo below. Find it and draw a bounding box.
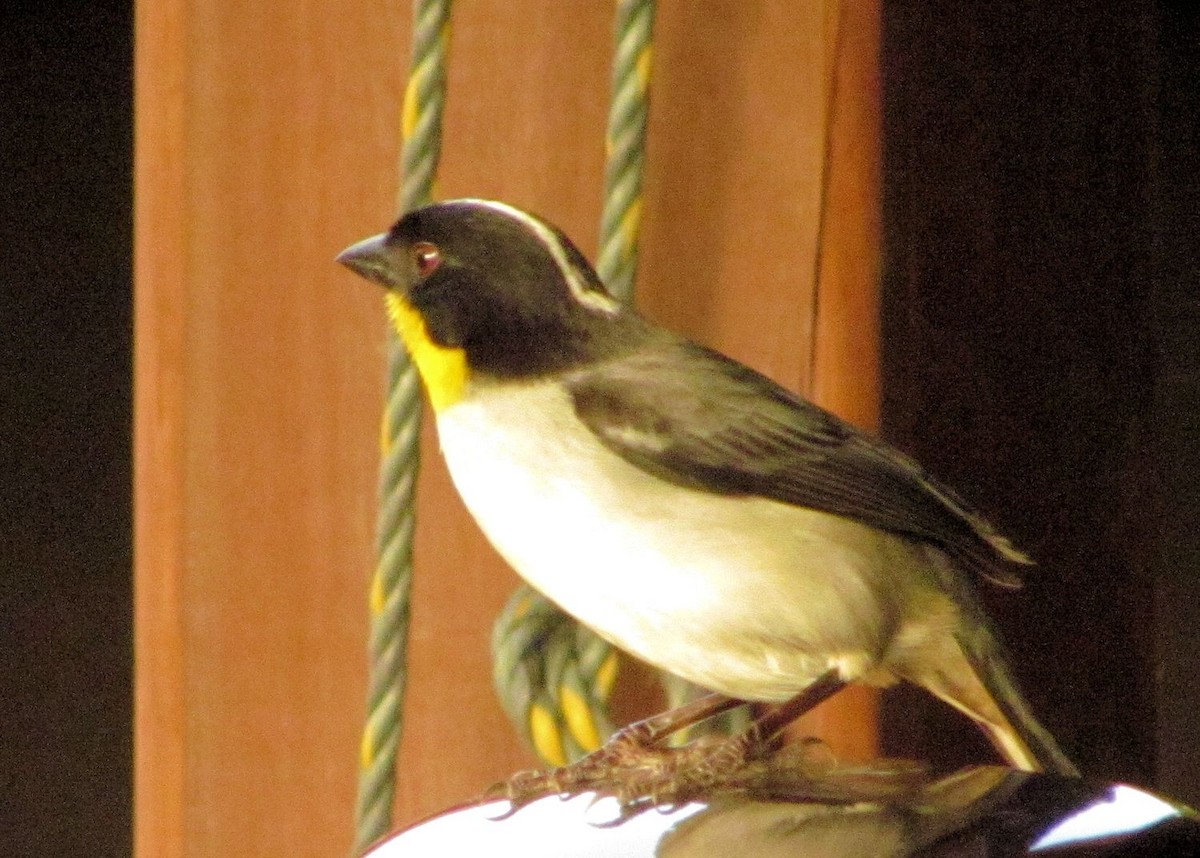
[134,1,411,854]
[134,1,880,853]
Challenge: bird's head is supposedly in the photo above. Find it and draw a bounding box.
[338,199,637,408]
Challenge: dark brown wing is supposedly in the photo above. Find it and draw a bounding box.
[566,339,1029,588]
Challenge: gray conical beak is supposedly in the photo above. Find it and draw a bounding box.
[336,233,398,289]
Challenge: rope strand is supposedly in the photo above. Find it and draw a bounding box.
[597,0,656,303]
[353,1,451,853]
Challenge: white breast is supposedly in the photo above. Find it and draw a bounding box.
[435,379,928,701]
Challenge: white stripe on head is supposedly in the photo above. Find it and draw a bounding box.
[463,199,621,316]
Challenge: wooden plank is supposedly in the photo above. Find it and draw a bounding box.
[802,0,883,760]
[135,0,412,854]
[134,0,880,851]
[133,0,190,853]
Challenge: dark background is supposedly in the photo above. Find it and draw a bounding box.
[879,1,1199,804]
[1,1,133,856]
[0,1,1194,854]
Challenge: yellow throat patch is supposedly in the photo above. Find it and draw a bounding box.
[384,292,468,411]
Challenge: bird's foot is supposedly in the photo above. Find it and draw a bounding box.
[487,728,803,821]
[487,674,871,820]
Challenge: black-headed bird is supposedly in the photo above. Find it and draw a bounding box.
[338,199,1077,790]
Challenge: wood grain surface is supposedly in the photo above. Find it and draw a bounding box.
[134,2,879,854]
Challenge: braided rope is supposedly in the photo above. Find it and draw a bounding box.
[596,0,656,303]
[492,586,619,766]
[489,0,657,767]
[353,1,451,853]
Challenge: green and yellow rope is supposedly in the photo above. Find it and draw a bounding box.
[353,1,451,854]
[597,0,656,303]
[492,585,621,767]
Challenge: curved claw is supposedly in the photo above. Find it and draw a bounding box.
[484,800,520,822]
[589,798,656,828]
[481,767,563,818]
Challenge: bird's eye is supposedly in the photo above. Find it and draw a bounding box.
[410,242,442,277]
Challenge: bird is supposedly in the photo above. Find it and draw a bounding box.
[337,198,1078,786]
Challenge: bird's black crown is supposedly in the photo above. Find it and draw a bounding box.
[389,200,650,379]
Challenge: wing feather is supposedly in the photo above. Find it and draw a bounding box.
[566,339,1028,588]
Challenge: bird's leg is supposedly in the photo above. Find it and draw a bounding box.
[604,691,747,753]
[745,669,846,747]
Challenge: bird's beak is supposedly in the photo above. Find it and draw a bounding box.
[336,233,401,290]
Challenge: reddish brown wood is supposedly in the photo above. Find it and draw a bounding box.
[798,0,884,762]
[134,0,880,852]
[135,1,413,855]
[133,2,187,852]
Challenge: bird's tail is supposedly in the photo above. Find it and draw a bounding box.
[912,618,1079,777]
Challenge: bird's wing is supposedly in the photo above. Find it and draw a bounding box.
[566,339,1028,588]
